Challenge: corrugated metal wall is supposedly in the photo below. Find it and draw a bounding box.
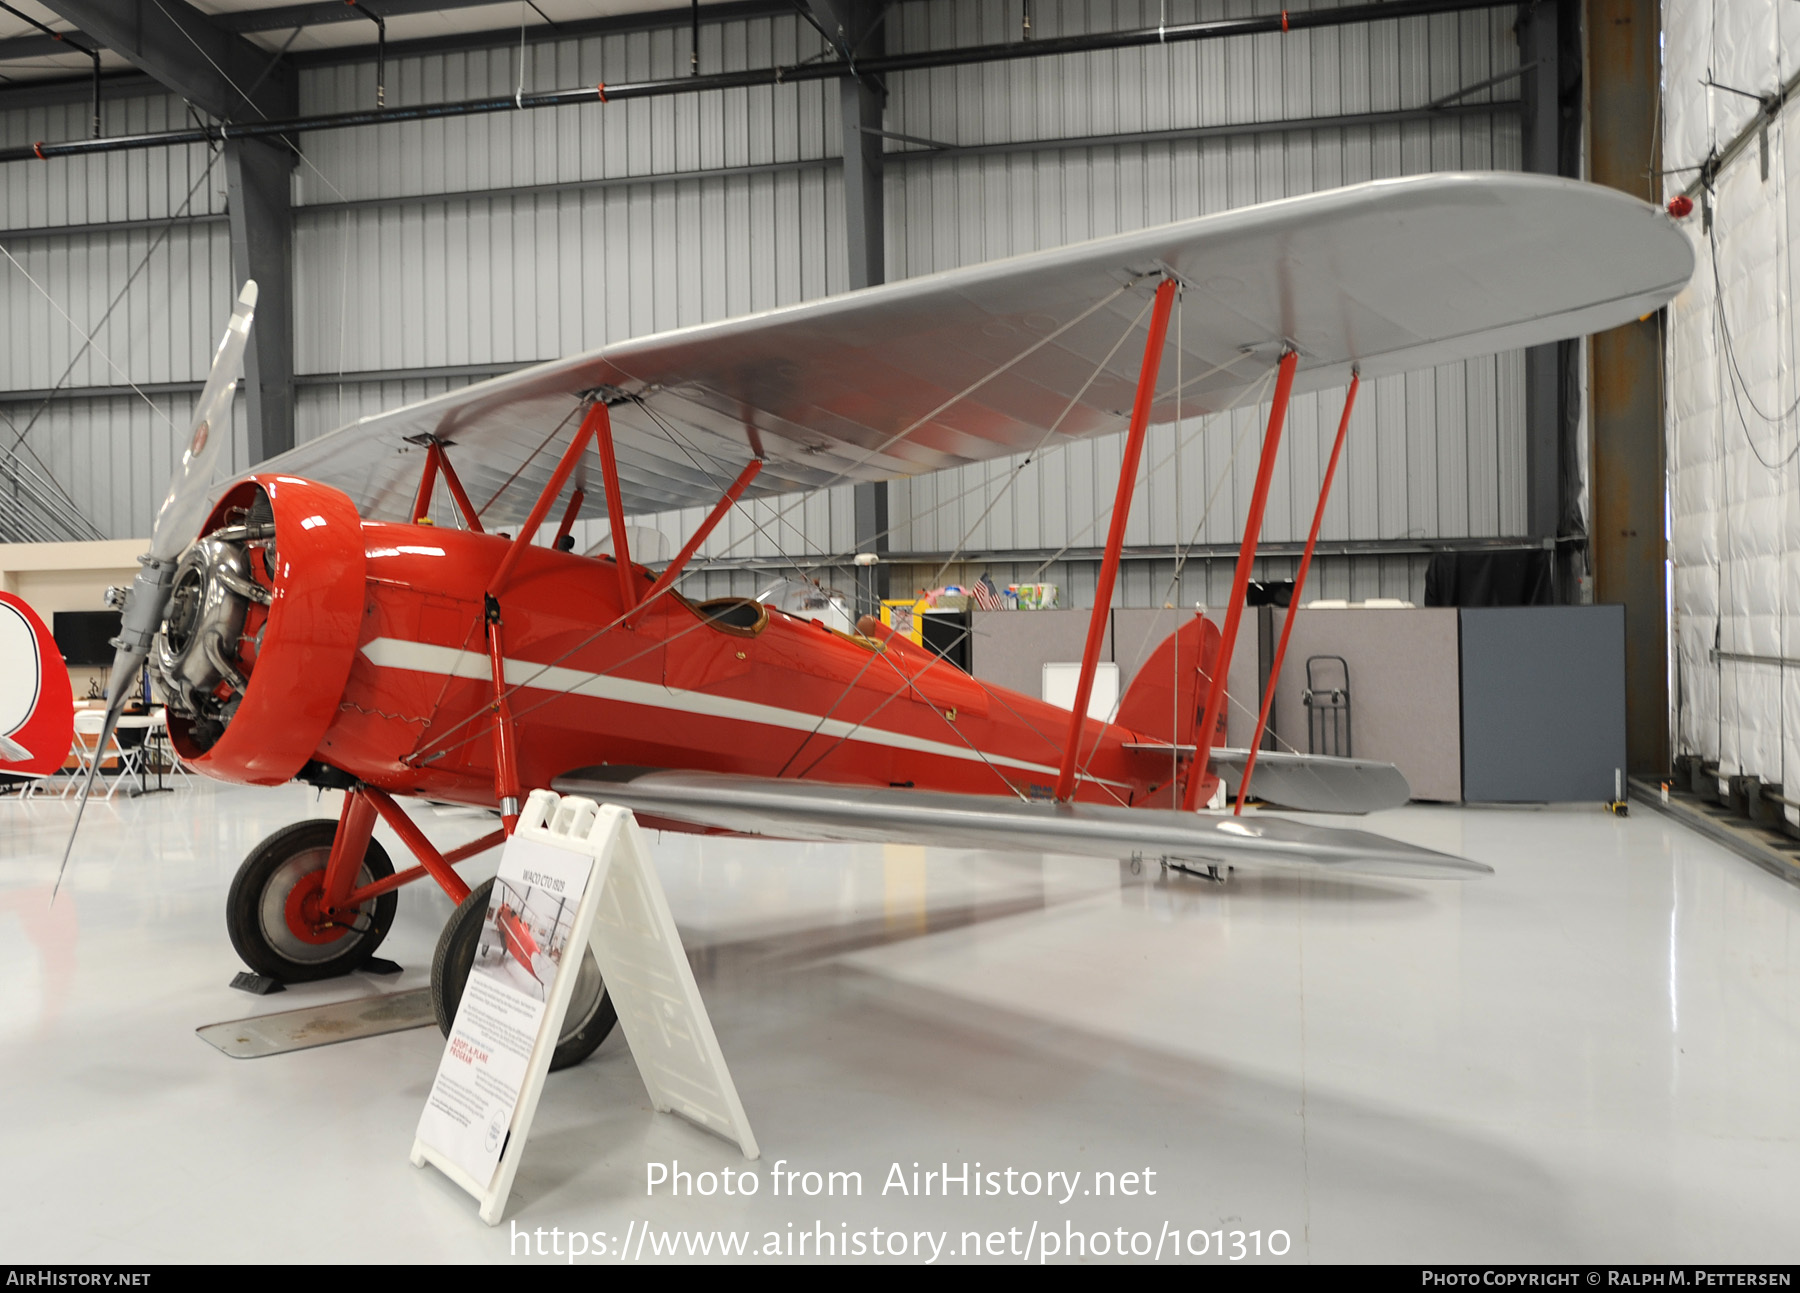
[878,0,1522,609]
[1,0,1524,609]
[0,89,243,536]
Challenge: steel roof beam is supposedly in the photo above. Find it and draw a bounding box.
[34,0,294,121]
[807,0,893,609]
[215,0,776,35]
[214,0,547,33]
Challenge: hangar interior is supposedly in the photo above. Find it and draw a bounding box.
[1,0,1797,1266]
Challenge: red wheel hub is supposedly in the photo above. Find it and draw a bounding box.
[283,871,350,946]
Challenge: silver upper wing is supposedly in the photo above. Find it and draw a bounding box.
[260,172,1693,527]
[553,768,1491,879]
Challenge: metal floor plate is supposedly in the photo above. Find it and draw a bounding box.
[196,988,436,1059]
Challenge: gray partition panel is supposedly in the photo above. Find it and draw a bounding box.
[970,607,1254,746]
[1269,608,1463,802]
[1459,605,1626,803]
[1112,608,1193,688]
[970,610,1106,701]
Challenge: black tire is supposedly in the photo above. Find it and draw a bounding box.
[226,819,399,983]
[431,877,617,1072]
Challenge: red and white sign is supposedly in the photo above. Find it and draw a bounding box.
[0,592,74,778]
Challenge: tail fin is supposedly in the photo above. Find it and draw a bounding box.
[1116,614,1226,808]
[1115,613,1222,742]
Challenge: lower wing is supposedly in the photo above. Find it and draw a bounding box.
[552,768,1489,880]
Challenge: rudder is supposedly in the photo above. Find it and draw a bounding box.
[1115,613,1226,808]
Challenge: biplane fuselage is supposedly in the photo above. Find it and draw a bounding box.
[168,475,1211,822]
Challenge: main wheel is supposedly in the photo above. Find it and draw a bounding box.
[431,877,617,1072]
[226,820,399,983]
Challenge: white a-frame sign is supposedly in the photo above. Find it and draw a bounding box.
[413,790,758,1225]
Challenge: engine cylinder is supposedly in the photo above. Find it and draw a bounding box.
[154,536,259,736]
[160,475,366,785]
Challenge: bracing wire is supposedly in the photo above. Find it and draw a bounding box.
[921,294,1160,593]
[0,146,228,539]
[697,283,1141,567]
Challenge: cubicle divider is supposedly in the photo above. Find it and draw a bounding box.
[970,608,1257,744]
[1458,606,1626,803]
[965,604,1626,805]
[1267,608,1464,802]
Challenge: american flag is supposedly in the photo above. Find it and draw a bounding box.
[970,573,1004,610]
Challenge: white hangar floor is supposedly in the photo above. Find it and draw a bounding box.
[0,781,1796,1264]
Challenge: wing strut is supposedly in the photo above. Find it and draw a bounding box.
[483,402,604,828]
[590,400,639,613]
[413,439,486,531]
[488,404,600,597]
[552,487,586,550]
[1053,277,1178,802]
[629,458,764,627]
[1182,348,1299,812]
[1234,369,1359,814]
[412,440,440,522]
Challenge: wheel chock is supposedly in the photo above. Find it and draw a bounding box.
[230,970,286,995]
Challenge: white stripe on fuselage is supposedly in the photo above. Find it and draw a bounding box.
[358,637,1125,788]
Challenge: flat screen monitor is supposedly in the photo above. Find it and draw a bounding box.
[52,610,121,667]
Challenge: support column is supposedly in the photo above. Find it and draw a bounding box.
[854,481,889,610]
[846,66,888,605]
[1586,0,1667,776]
[814,0,890,612]
[841,69,885,292]
[1519,0,1563,548]
[225,137,296,464]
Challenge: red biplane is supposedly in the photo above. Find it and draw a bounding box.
[44,171,1692,1070]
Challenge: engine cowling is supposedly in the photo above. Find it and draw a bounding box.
[155,475,365,785]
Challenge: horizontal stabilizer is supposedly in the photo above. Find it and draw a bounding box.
[1209,749,1412,814]
[554,768,1489,880]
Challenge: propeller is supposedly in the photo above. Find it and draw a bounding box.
[52,281,258,900]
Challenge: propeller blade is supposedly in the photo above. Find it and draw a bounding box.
[52,696,125,902]
[146,280,257,565]
[52,281,258,901]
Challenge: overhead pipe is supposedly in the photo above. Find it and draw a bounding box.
[1,0,1513,164]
